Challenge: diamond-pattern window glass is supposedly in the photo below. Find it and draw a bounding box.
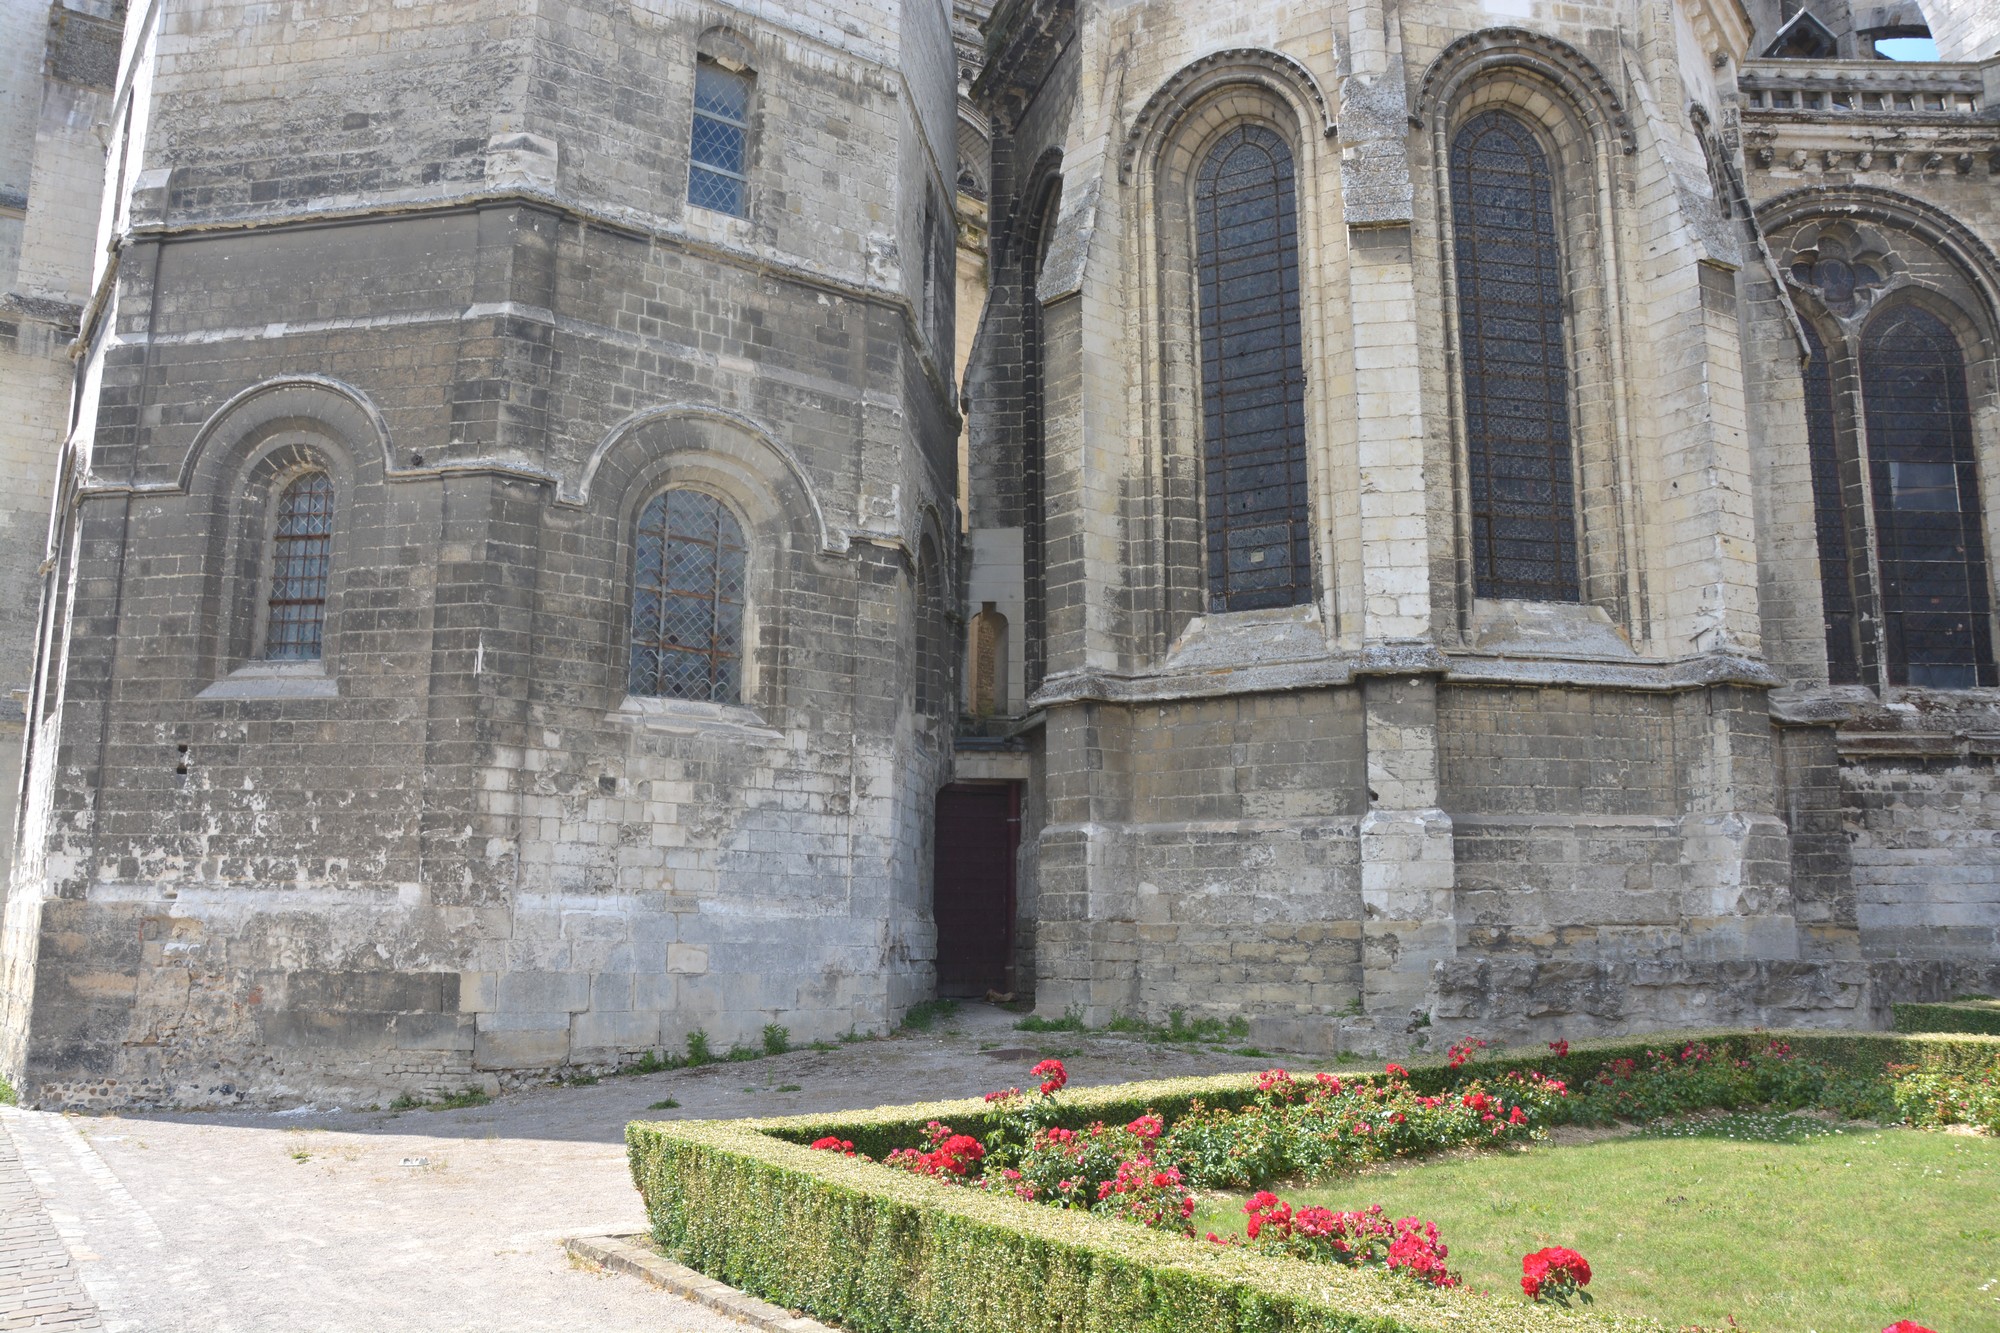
[265,471,334,661]
[1450,110,1580,603]
[1194,124,1312,613]
[689,63,751,218]
[629,489,747,702]
[1862,305,1995,688]
[1801,323,1860,684]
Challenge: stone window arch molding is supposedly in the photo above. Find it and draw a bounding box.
[179,378,386,699]
[590,412,818,733]
[1126,59,1339,658]
[1425,34,1643,640]
[198,430,359,699]
[1779,209,2000,692]
[687,25,758,221]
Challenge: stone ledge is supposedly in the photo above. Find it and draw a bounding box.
[564,1233,841,1332]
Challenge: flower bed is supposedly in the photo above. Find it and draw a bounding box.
[626,1029,1999,1333]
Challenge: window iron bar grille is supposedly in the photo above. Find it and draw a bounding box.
[1449,110,1581,603]
[629,489,747,703]
[266,471,334,661]
[690,62,751,217]
[1194,123,1312,613]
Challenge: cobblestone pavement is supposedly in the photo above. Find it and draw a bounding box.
[0,1113,100,1331]
[0,1005,1272,1331]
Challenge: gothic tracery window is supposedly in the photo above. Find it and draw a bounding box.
[629,489,747,703]
[1861,305,1995,687]
[265,471,334,661]
[1194,123,1311,613]
[1450,109,1580,603]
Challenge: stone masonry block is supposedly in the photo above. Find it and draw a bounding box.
[495,970,591,1014]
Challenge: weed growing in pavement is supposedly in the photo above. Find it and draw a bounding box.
[762,1024,791,1056]
[776,1083,803,1093]
[725,1047,760,1063]
[684,1029,713,1065]
[899,1000,960,1032]
[1014,1005,1086,1033]
[615,1050,676,1077]
[809,1040,839,1053]
[1018,1006,1254,1046]
[0,1077,15,1107]
[647,1098,680,1110]
[388,1087,492,1112]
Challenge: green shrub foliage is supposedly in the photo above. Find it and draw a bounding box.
[627,1028,2000,1333]
[1893,999,2000,1037]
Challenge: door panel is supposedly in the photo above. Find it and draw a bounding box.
[932,783,1019,997]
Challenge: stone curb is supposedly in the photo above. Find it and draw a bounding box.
[564,1234,841,1332]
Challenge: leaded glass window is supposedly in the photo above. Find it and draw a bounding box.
[630,489,747,703]
[1861,306,1995,687]
[1450,110,1580,603]
[689,62,752,217]
[265,471,333,661]
[1194,124,1311,613]
[1802,323,1860,684]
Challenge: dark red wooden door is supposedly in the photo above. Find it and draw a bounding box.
[932,783,1019,997]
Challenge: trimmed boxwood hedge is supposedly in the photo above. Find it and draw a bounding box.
[625,1027,2000,1333]
[1893,998,2000,1037]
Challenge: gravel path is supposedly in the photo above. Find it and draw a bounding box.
[0,1004,1273,1331]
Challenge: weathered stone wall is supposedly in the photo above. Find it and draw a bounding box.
[4,0,961,1109]
[968,0,1999,1054]
[0,3,123,1074]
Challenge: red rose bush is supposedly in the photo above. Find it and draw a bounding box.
[1520,1246,1592,1306]
[1238,1191,1460,1288]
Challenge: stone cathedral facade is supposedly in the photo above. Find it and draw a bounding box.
[0,0,1995,1108]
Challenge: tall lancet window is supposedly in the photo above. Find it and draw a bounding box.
[265,471,334,660]
[1194,124,1311,613]
[1450,110,1580,603]
[1801,323,1861,683]
[629,489,748,703]
[1862,305,1995,687]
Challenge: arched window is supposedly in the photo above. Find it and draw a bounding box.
[265,471,334,660]
[1194,124,1310,613]
[1802,323,1861,684]
[1450,109,1580,603]
[1861,305,1995,687]
[689,58,753,217]
[629,489,747,703]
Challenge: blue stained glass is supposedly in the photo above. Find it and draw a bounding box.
[688,62,751,218]
[266,472,334,660]
[629,490,748,702]
[1862,305,1995,686]
[1450,110,1579,603]
[1194,124,1311,613]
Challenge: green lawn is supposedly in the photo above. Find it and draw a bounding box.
[1192,1115,2000,1333]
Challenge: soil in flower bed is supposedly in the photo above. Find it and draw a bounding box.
[1194,1113,1999,1333]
